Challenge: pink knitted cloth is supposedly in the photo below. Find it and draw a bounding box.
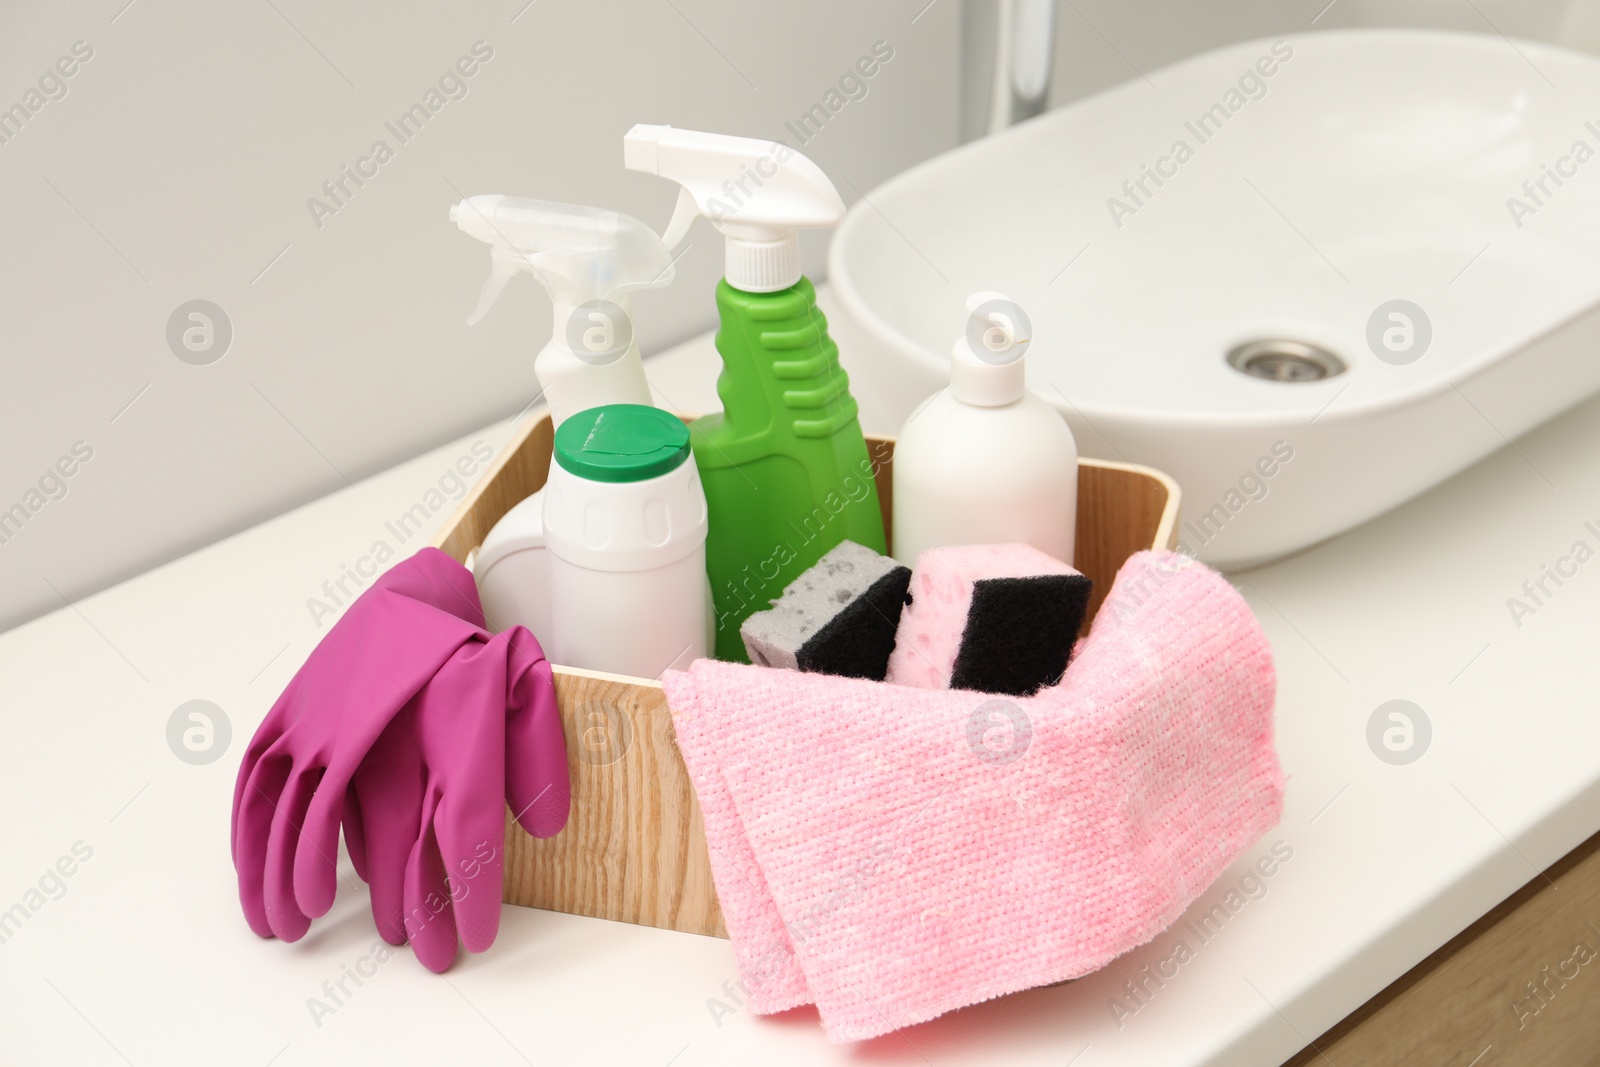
[664,551,1283,1042]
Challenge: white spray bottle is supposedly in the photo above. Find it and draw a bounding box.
[451,194,674,425]
[452,195,676,636]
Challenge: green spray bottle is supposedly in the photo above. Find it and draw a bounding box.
[624,124,886,661]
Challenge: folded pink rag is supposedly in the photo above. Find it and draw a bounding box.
[664,550,1282,1042]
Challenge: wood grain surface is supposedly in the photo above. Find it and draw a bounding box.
[502,667,726,937]
[1284,830,1600,1067]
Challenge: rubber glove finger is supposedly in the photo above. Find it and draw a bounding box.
[431,776,508,956]
[409,646,509,954]
[502,628,570,839]
[422,551,489,630]
[231,739,263,867]
[293,758,365,919]
[263,764,324,942]
[234,743,294,939]
[231,695,296,865]
[343,784,368,884]
[403,792,460,973]
[352,728,426,947]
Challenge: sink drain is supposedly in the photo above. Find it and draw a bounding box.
[1227,340,1346,382]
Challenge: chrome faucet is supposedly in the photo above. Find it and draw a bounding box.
[962,0,1058,141]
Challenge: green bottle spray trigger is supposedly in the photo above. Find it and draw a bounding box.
[623,124,887,662]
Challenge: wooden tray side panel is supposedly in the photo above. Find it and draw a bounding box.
[1074,461,1181,634]
[443,414,1177,936]
[435,415,554,566]
[502,670,726,937]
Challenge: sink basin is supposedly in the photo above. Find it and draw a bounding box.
[830,29,1600,568]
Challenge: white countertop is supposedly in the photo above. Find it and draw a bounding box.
[3,288,1598,1066]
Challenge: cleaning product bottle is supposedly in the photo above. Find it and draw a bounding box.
[452,195,676,638]
[451,194,674,426]
[623,124,887,662]
[891,291,1079,567]
[543,404,710,677]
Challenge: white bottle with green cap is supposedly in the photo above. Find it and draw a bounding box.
[544,404,711,677]
[892,291,1078,567]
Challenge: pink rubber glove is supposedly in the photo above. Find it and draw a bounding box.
[341,626,568,971]
[232,548,569,958]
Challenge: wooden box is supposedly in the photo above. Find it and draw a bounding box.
[433,413,1180,937]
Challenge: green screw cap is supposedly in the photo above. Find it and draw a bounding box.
[553,404,691,483]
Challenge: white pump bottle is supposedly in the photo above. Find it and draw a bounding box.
[451,194,674,426]
[891,291,1079,567]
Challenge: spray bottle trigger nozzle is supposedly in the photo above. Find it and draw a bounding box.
[659,187,699,252]
[466,247,526,326]
[451,193,674,327]
[466,270,511,326]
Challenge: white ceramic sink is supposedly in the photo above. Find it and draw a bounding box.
[831,29,1600,568]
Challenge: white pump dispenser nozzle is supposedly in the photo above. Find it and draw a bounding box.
[451,194,674,426]
[953,290,1032,407]
[622,124,846,293]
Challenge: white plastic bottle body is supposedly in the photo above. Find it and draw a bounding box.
[891,390,1078,566]
[536,339,653,429]
[542,457,709,677]
[472,488,551,638]
[546,547,707,676]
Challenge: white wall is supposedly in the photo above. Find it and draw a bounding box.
[0,0,961,632]
[5,0,1592,633]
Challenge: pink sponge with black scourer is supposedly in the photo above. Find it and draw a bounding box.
[886,542,1091,695]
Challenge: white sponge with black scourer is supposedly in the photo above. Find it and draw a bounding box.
[739,540,912,681]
